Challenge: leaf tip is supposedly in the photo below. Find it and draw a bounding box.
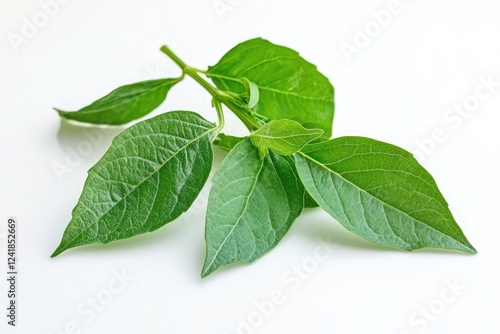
[50,246,65,258]
[51,239,73,258]
[201,256,221,278]
[456,236,477,254]
[464,243,478,254]
[201,265,214,278]
[53,107,65,115]
[314,128,325,137]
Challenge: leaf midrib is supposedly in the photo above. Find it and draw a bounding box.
[68,78,180,116]
[251,132,318,147]
[252,132,321,141]
[204,148,265,274]
[206,72,332,103]
[298,152,470,250]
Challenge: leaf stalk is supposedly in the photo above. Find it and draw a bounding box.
[160,45,260,132]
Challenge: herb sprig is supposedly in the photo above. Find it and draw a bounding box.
[51,38,476,277]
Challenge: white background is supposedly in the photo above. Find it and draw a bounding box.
[1,0,500,333]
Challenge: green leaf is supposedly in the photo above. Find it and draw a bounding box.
[240,78,260,109]
[295,136,476,254]
[52,111,217,257]
[55,77,183,125]
[304,191,319,208]
[202,138,304,277]
[207,38,334,137]
[250,119,324,159]
[213,133,245,152]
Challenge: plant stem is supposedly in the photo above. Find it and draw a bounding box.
[160,45,260,131]
[160,45,219,95]
[212,99,225,132]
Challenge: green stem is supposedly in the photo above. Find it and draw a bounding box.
[218,95,260,131]
[160,45,219,95]
[212,99,225,132]
[160,45,260,131]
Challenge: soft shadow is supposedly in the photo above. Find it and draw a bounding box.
[213,146,229,168]
[56,119,124,148]
[296,211,473,255]
[52,217,189,259]
[414,248,476,256]
[296,210,398,253]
